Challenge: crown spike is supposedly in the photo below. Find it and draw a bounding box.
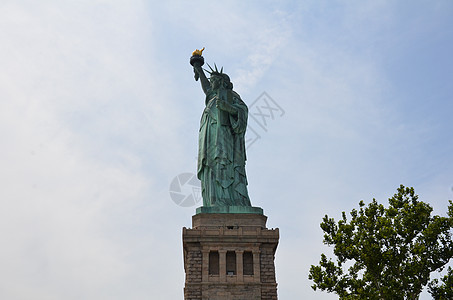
[214,63,218,72]
[220,66,223,73]
[206,63,214,73]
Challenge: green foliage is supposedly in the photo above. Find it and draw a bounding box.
[309,185,453,299]
[428,267,453,300]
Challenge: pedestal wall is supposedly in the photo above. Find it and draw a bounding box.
[183,213,279,300]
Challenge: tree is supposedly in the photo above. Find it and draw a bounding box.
[309,185,453,300]
[428,266,453,300]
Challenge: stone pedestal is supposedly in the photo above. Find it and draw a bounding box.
[183,213,279,300]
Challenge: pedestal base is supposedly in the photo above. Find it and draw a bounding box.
[183,213,279,300]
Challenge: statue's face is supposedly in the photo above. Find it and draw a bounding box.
[210,76,222,89]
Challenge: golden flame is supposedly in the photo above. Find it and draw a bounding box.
[192,47,205,56]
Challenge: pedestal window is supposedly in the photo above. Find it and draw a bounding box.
[243,251,254,275]
[226,251,236,275]
[209,251,219,275]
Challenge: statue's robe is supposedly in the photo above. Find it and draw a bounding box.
[197,88,251,207]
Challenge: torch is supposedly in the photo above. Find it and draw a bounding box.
[190,47,205,81]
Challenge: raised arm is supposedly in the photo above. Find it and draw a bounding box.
[194,65,210,95]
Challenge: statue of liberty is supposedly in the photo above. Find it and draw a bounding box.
[190,49,251,208]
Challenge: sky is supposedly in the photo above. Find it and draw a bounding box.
[1,1,453,299]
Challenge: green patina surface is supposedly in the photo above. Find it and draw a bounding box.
[191,51,262,214]
[196,206,263,215]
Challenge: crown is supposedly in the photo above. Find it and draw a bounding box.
[205,63,232,89]
[205,63,225,77]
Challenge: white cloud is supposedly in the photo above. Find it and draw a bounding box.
[0,2,165,299]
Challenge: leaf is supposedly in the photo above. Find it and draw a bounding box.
[309,185,453,299]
